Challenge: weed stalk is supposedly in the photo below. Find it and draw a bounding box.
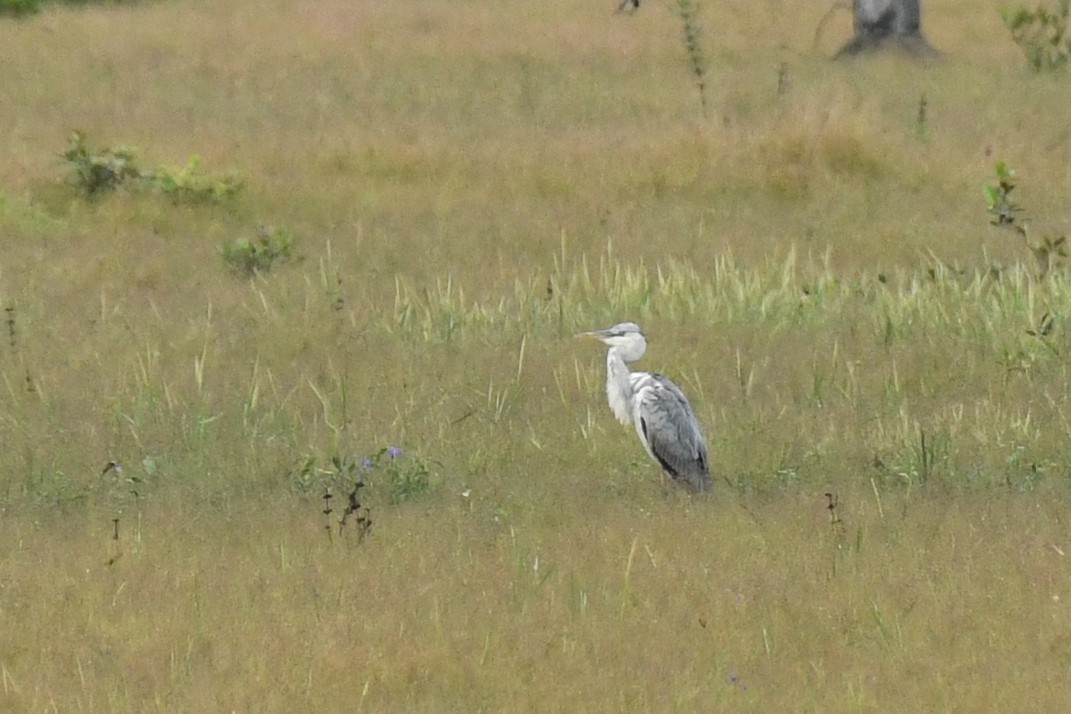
[675,0,710,118]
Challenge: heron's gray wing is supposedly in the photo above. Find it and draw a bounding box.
[636,374,711,492]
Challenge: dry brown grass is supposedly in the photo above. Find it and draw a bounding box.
[4,492,1070,711]
[3,0,1071,710]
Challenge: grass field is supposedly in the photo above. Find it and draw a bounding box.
[3,0,1071,710]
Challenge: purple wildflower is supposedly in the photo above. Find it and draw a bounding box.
[387,446,403,459]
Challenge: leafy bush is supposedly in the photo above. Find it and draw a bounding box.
[983,161,1023,231]
[0,0,39,17]
[365,446,435,505]
[62,130,242,203]
[220,226,295,277]
[1003,0,1071,71]
[63,131,140,196]
[984,160,1068,276]
[147,155,243,204]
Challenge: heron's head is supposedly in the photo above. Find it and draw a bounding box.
[577,322,647,362]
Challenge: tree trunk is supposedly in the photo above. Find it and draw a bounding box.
[835,0,939,58]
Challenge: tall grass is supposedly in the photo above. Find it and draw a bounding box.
[2,0,1071,709]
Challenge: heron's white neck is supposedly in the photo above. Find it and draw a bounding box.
[606,347,634,425]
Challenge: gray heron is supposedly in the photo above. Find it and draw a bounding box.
[579,322,711,493]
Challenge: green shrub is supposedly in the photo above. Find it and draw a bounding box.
[220,226,295,277]
[0,0,39,17]
[63,131,140,196]
[62,131,242,203]
[984,160,1068,276]
[1003,0,1071,71]
[983,161,1023,231]
[360,446,436,505]
[147,155,243,204]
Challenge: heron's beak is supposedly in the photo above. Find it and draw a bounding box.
[575,329,610,341]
